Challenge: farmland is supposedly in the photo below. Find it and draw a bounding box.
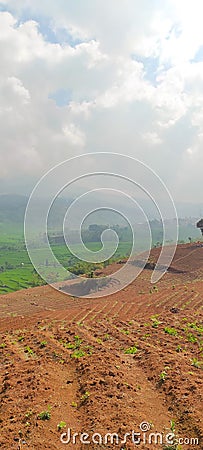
[0,242,203,449]
[0,218,200,295]
[0,231,131,294]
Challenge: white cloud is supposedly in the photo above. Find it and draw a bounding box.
[142,131,162,145]
[0,2,203,203]
[62,123,86,147]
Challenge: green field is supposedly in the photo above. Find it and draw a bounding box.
[0,231,132,294]
[0,211,200,295]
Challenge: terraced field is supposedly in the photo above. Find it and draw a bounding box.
[0,243,203,449]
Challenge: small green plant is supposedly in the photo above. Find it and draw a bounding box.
[163,420,182,450]
[163,445,182,450]
[65,335,83,350]
[124,346,138,354]
[159,370,167,383]
[71,349,86,359]
[38,407,51,420]
[25,410,33,419]
[176,345,182,352]
[190,323,203,333]
[151,316,161,328]
[81,391,90,403]
[74,335,82,347]
[191,358,203,369]
[24,346,34,355]
[25,421,31,427]
[65,342,75,349]
[104,333,110,341]
[187,333,197,343]
[84,344,93,355]
[71,401,77,408]
[57,421,66,431]
[170,419,176,433]
[142,333,151,340]
[40,340,47,348]
[164,327,178,336]
[152,320,160,328]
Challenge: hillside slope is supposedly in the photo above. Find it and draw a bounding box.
[0,243,203,449]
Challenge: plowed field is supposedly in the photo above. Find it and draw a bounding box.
[0,244,203,449]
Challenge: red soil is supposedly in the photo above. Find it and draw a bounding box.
[0,243,203,449]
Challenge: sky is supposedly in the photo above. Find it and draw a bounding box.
[0,0,203,209]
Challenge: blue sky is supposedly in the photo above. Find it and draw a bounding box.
[0,1,84,45]
[49,88,72,107]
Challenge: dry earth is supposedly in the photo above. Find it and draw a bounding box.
[0,243,203,449]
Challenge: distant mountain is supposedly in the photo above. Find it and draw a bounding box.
[0,194,72,230]
[0,194,27,224]
[0,194,201,241]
